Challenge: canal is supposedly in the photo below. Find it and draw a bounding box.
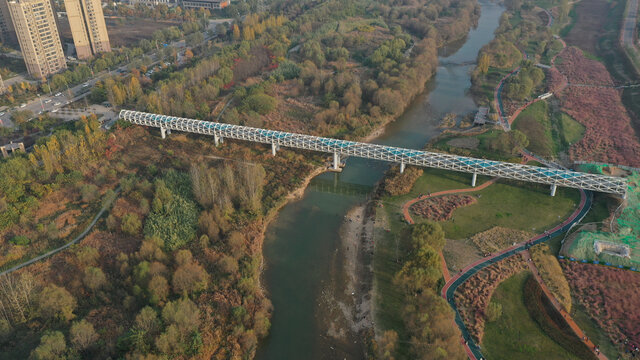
[256,1,505,358]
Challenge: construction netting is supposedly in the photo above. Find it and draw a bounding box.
[564,172,640,268]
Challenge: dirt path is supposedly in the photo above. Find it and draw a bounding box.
[523,249,608,359]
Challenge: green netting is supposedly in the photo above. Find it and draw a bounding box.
[565,172,640,267]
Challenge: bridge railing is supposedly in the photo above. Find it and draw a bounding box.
[119,110,628,197]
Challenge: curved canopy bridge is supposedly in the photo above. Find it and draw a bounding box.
[119,110,628,197]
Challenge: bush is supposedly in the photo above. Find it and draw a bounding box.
[10,235,30,246]
[382,167,423,196]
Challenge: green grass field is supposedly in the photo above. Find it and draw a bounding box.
[381,168,580,239]
[513,101,555,157]
[555,112,585,148]
[482,272,581,360]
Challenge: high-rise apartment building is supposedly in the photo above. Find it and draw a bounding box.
[64,0,110,59]
[7,0,66,78]
[0,0,17,44]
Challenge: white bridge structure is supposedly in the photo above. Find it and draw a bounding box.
[119,110,628,197]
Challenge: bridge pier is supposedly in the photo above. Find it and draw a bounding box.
[214,134,219,146]
[471,173,477,187]
[550,184,557,197]
[400,162,406,174]
[271,142,279,156]
[333,153,340,170]
[160,127,166,139]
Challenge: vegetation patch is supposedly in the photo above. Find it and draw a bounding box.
[410,194,477,222]
[513,101,554,157]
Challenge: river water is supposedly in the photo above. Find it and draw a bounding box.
[256,1,505,359]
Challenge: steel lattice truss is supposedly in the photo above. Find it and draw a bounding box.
[119,110,628,196]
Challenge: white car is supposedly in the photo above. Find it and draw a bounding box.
[82,83,90,87]
[55,92,62,96]
[54,102,61,106]
[0,112,5,116]
[20,103,26,108]
[44,99,52,103]
[51,109,59,113]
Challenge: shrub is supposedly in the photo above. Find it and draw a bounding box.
[10,235,30,246]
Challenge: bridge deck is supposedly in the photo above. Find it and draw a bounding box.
[119,110,628,196]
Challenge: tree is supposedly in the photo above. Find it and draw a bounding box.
[135,306,159,333]
[233,24,241,40]
[39,285,76,321]
[172,262,209,296]
[478,53,490,74]
[148,275,169,303]
[241,93,277,115]
[378,330,398,360]
[70,319,98,350]
[121,213,142,235]
[31,331,67,360]
[83,267,107,292]
[161,297,201,335]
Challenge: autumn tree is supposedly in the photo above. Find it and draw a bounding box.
[31,331,67,360]
[477,53,490,74]
[148,275,170,304]
[70,319,98,350]
[121,213,142,235]
[39,284,77,321]
[83,267,107,292]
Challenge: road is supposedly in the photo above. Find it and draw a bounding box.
[0,188,120,277]
[621,0,639,48]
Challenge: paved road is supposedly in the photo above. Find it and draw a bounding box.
[441,189,592,360]
[0,188,120,277]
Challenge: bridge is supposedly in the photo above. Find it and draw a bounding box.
[119,110,628,197]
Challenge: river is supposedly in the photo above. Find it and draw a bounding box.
[256,1,505,359]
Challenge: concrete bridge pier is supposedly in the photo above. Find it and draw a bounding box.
[471,173,477,187]
[214,134,219,146]
[333,152,340,170]
[400,162,406,174]
[160,127,167,139]
[271,142,280,156]
[550,184,557,197]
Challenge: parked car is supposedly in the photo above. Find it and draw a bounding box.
[55,92,62,96]
[20,103,26,108]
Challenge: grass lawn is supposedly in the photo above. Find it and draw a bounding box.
[482,272,581,360]
[381,168,580,239]
[513,101,555,157]
[555,112,585,149]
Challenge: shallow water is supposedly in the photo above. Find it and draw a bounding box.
[256,2,505,358]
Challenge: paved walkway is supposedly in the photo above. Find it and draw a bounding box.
[0,188,120,277]
[524,249,608,359]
